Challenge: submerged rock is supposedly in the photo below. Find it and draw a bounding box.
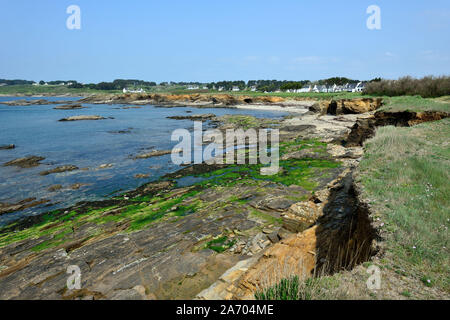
[58,115,106,121]
[39,165,79,176]
[47,185,63,192]
[108,128,133,134]
[70,183,87,190]
[98,163,114,169]
[1,99,72,106]
[3,156,45,168]
[53,103,86,110]
[0,144,15,150]
[0,198,50,215]
[134,149,181,159]
[134,173,150,179]
[167,113,216,121]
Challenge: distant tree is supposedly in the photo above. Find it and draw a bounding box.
[39,80,45,85]
[96,82,116,90]
[68,82,83,89]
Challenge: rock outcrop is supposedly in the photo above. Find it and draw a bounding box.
[318,98,383,115]
[1,99,74,106]
[345,110,450,146]
[0,144,15,150]
[54,104,86,110]
[3,156,45,168]
[39,165,79,176]
[58,115,106,121]
[167,114,216,120]
[0,198,50,216]
[79,94,382,115]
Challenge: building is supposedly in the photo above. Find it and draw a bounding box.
[232,86,240,92]
[313,85,328,93]
[355,82,366,92]
[123,88,145,94]
[326,84,338,93]
[186,85,199,90]
[344,83,357,92]
[299,84,312,93]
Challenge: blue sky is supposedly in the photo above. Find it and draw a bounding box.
[1,0,449,83]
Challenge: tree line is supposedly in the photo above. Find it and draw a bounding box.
[364,76,450,98]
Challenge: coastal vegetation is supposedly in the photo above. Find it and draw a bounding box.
[364,76,450,98]
[255,115,449,300]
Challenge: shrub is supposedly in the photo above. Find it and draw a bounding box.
[364,76,450,98]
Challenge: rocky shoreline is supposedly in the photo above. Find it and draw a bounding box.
[0,98,447,300]
[0,93,382,114]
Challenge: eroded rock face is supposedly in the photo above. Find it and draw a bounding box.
[197,170,378,300]
[341,98,383,114]
[317,98,383,115]
[345,110,450,147]
[3,156,45,168]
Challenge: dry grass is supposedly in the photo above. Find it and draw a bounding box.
[357,119,450,293]
[365,76,450,98]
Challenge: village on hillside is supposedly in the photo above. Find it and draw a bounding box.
[186,81,367,93]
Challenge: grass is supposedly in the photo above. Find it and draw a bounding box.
[191,138,340,190]
[357,118,450,292]
[205,235,236,253]
[380,95,450,113]
[255,275,342,300]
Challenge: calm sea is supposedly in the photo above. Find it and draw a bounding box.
[0,96,289,225]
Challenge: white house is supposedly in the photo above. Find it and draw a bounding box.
[250,86,257,92]
[342,83,356,92]
[232,86,240,92]
[299,84,312,93]
[328,84,338,93]
[355,82,366,92]
[123,88,145,94]
[313,85,327,93]
[187,85,199,90]
[334,85,344,92]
